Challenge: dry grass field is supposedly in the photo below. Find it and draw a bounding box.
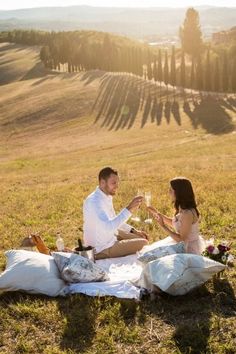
[0,42,236,354]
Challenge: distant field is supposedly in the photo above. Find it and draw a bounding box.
[0,43,236,354]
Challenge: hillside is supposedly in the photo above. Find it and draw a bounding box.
[0,42,47,85]
[0,42,235,156]
[0,42,236,354]
[0,42,236,158]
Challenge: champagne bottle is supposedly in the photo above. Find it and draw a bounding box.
[56,232,64,251]
[77,238,84,251]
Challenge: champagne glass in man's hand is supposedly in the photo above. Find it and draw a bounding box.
[127,195,143,214]
[130,189,144,222]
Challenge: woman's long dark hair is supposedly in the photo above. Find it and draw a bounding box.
[170,177,200,217]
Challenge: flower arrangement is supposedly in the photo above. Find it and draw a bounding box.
[202,239,234,265]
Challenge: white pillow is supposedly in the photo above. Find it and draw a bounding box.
[137,253,225,296]
[0,250,66,297]
[52,252,109,283]
[138,242,185,263]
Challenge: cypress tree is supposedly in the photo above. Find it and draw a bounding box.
[133,47,139,76]
[147,61,153,81]
[222,50,229,93]
[147,51,153,80]
[213,56,220,92]
[170,45,176,88]
[164,50,169,87]
[180,7,203,58]
[205,47,212,91]
[122,47,129,73]
[190,56,195,91]
[180,51,186,88]
[135,48,141,77]
[196,55,203,91]
[127,47,133,74]
[140,49,145,78]
[157,49,163,83]
[153,57,158,82]
[40,46,51,68]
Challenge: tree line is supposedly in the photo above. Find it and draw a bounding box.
[146,45,236,93]
[0,7,235,93]
[0,29,150,76]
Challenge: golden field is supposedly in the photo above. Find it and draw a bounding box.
[0,42,236,354]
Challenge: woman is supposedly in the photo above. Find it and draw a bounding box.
[148,177,205,255]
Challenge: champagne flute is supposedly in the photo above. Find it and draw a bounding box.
[144,191,152,224]
[131,189,143,222]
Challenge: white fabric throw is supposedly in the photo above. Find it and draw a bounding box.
[68,254,143,299]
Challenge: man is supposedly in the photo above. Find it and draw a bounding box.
[83,167,148,259]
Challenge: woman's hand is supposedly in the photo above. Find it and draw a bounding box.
[156,213,165,227]
[147,207,165,227]
[147,206,159,217]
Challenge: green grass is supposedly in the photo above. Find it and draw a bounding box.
[0,44,236,353]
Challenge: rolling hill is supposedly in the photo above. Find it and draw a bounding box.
[0,41,235,161]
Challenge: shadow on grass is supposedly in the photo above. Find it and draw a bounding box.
[91,73,235,134]
[81,69,106,86]
[0,272,235,353]
[58,294,99,353]
[0,291,99,353]
[183,97,235,135]
[116,274,236,354]
[0,43,21,52]
[171,275,236,354]
[20,61,49,81]
[227,97,236,109]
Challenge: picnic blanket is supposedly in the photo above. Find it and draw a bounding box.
[67,237,176,299]
[68,254,142,299]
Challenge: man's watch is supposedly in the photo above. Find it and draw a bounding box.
[130,228,136,234]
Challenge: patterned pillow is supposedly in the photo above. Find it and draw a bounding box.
[137,242,185,263]
[52,252,109,283]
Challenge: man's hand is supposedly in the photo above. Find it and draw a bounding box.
[127,196,143,213]
[133,229,149,240]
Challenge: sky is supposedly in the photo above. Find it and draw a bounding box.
[0,0,235,11]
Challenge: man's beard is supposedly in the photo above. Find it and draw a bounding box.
[108,189,116,196]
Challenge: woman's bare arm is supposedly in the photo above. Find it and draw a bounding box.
[154,210,194,242]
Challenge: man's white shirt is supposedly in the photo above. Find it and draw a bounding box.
[83,187,132,253]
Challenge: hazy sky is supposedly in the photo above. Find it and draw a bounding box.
[0,0,235,10]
